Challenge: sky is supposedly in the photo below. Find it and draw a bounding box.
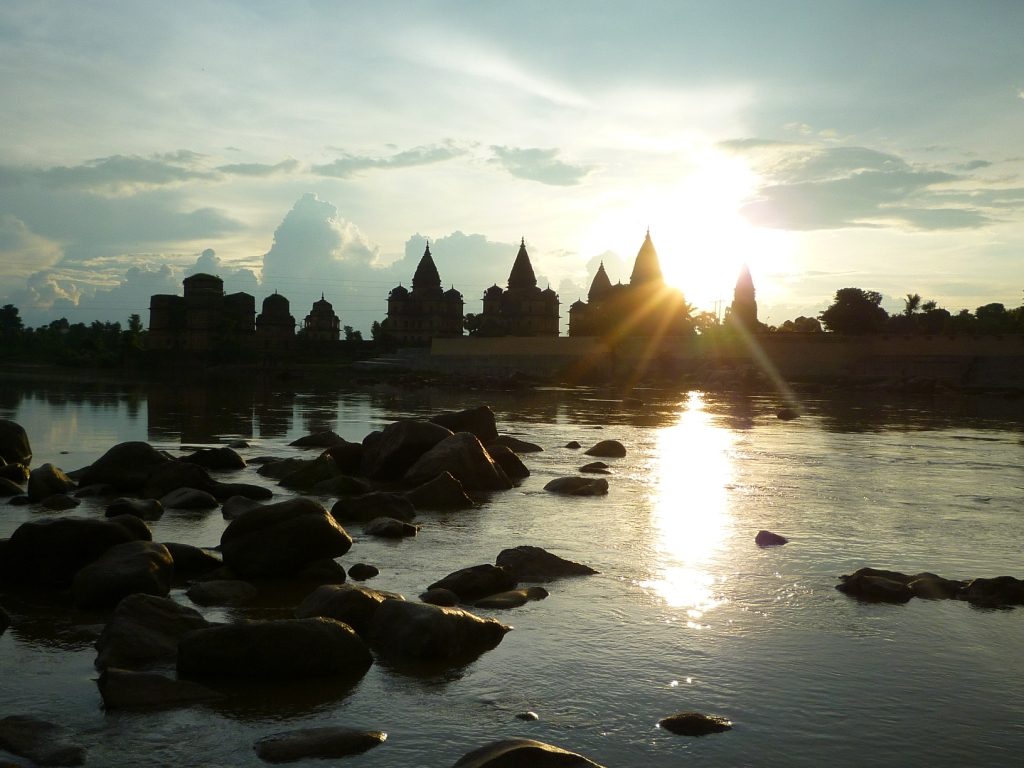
[2,0,1023,332]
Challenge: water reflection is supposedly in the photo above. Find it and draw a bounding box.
[642,391,735,624]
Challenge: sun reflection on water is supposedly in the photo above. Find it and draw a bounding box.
[641,391,735,622]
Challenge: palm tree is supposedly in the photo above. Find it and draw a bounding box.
[903,293,921,317]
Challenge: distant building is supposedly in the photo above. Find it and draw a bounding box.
[728,264,759,331]
[476,238,559,336]
[568,231,692,338]
[301,294,341,343]
[255,292,295,351]
[382,243,464,344]
[148,273,254,351]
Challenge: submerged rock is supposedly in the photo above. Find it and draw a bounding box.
[452,738,605,768]
[836,568,913,603]
[776,408,799,420]
[755,529,788,547]
[289,430,348,449]
[41,493,80,510]
[427,564,517,602]
[160,487,219,510]
[565,441,581,449]
[473,586,548,609]
[255,726,386,763]
[97,667,223,710]
[658,712,733,736]
[959,576,1024,607]
[583,439,626,458]
[369,599,510,667]
[348,563,379,581]
[488,435,543,453]
[332,492,415,523]
[186,579,258,607]
[543,477,608,496]
[0,715,85,767]
[495,545,599,582]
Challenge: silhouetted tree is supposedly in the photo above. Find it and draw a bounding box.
[0,304,22,335]
[370,320,383,341]
[903,293,921,317]
[343,325,363,342]
[819,288,888,334]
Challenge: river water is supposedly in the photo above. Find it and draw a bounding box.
[0,376,1021,767]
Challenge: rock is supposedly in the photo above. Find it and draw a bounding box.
[294,558,349,585]
[348,563,379,581]
[142,460,271,501]
[76,441,172,491]
[364,517,418,538]
[776,408,799,420]
[959,575,1024,607]
[227,439,249,449]
[908,573,965,599]
[835,568,913,604]
[0,420,32,465]
[583,439,626,458]
[222,495,263,520]
[473,586,548,609]
[310,474,372,497]
[160,487,219,510]
[543,477,609,496]
[565,441,581,449]
[419,588,459,606]
[95,593,211,670]
[255,727,386,763]
[369,599,510,667]
[0,461,30,485]
[256,457,309,480]
[427,564,517,602]
[186,579,258,606]
[289,430,347,448]
[404,433,512,492]
[495,546,599,582]
[320,441,364,475]
[221,497,352,579]
[106,497,164,520]
[74,482,115,497]
[404,471,475,510]
[41,493,81,510]
[360,419,453,481]
[97,667,223,710]
[27,463,76,501]
[579,463,610,474]
[0,715,85,767]
[516,711,540,721]
[430,405,499,444]
[488,435,543,453]
[332,492,416,523]
[1,516,148,588]
[0,476,25,496]
[8,494,29,505]
[71,541,174,609]
[452,738,605,768]
[487,445,530,480]
[755,529,788,547]
[162,542,222,580]
[278,454,343,491]
[179,446,246,471]
[294,583,403,636]
[178,617,373,680]
[658,712,733,735]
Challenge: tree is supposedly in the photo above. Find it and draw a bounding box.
[819,288,889,334]
[343,325,363,342]
[370,320,383,341]
[903,293,921,317]
[0,304,22,335]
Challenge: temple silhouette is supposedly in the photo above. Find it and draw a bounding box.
[381,243,464,344]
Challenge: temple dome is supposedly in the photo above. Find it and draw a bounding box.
[484,284,503,298]
[389,285,409,299]
[262,292,290,312]
[444,287,463,300]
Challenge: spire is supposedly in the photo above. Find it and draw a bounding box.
[629,229,663,286]
[411,242,442,295]
[508,238,537,291]
[588,261,613,302]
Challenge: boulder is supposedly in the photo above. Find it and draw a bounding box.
[94,593,211,670]
[0,715,85,767]
[543,477,608,496]
[255,727,386,763]
[41,493,80,510]
[310,474,372,497]
[360,420,453,481]
[143,461,270,501]
[162,542,222,580]
[364,517,419,538]
[97,667,223,710]
[177,617,373,680]
[429,405,499,444]
[320,441,364,475]
[179,446,246,471]
[160,487,219,510]
[0,420,32,465]
[487,435,543,453]
[908,573,965,599]
[564,441,581,449]
[71,541,174,609]
[76,441,172,491]
[1,516,148,588]
[419,588,459,607]
[348,563,379,581]
[835,568,913,603]
[256,457,309,480]
[294,583,403,636]
[583,439,626,458]
[27,463,76,501]
[487,445,530,480]
[278,454,343,492]
[0,462,30,484]
[658,712,733,736]
[186,579,258,607]
[332,492,415,523]
[404,433,512,492]
[959,575,1024,607]
[755,530,788,547]
[776,408,799,420]
[222,495,263,520]
[289,430,348,448]
[369,599,510,666]
[0,476,26,496]
[74,482,115,497]
[404,471,475,510]
[495,546,598,582]
[579,461,610,474]
[106,497,164,520]
[221,497,352,579]
[452,738,605,768]
[427,564,517,602]
[474,586,548,609]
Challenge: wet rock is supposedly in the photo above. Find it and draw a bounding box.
[106,497,164,521]
[495,546,599,582]
[178,617,373,680]
[160,487,219,510]
[294,583,403,636]
[332,492,415,523]
[289,430,348,448]
[755,529,788,547]
[835,568,913,603]
[278,454,343,492]
[364,516,418,538]
[0,420,32,465]
[583,439,626,458]
[76,441,172,491]
[419,588,459,606]
[404,471,475,510]
[348,563,379,581]
[256,457,309,480]
[320,441,365,475]
[658,712,733,735]
[74,482,115,498]
[27,463,76,502]
[227,439,249,449]
[543,477,609,496]
[310,474,372,497]
[8,494,29,505]
[404,433,512,492]
[360,419,453,482]
[430,405,499,444]
[907,573,965,599]
[72,541,174,609]
[488,435,543,453]
[0,715,85,766]
[579,462,610,474]
[565,440,581,449]
[255,726,386,763]
[0,465,28,486]
[452,738,605,768]
[97,667,223,710]
[186,579,258,606]
[221,497,352,579]
[41,493,81,510]
[95,593,211,670]
[428,564,517,602]
[776,408,799,420]
[473,586,548,609]
[294,558,349,585]
[487,444,530,480]
[959,576,1024,607]
[369,599,510,667]
[179,446,246,471]
[222,495,263,520]
[516,711,540,721]
[162,542,222,580]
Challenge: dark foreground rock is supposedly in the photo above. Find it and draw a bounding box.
[959,576,1024,607]
[97,667,223,710]
[658,712,733,736]
[452,738,605,768]
[106,497,164,521]
[348,563,379,581]
[289,430,348,449]
[179,446,246,471]
[428,564,517,602]
[294,583,403,637]
[186,580,258,607]
[583,439,626,458]
[0,420,32,465]
[75,441,172,491]
[473,586,548,609]
[332,492,415,524]
[0,715,85,766]
[255,726,386,763]
[27,463,76,501]
[495,546,599,582]
[369,599,510,667]
[543,477,608,496]
[755,529,788,547]
[95,593,211,670]
[404,471,475,510]
[161,542,222,580]
[71,541,174,609]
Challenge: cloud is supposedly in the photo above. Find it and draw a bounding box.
[216,159,300,177]
[0,214,63,279]
[185,248,260,295]
[489,146,594,186]
[310,143,465,178]
[38,152,217,195]
[956,159,992,171]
